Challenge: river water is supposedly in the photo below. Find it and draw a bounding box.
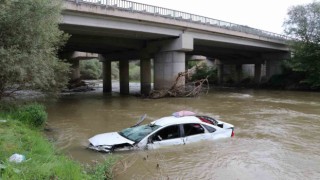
[46,87,320,179]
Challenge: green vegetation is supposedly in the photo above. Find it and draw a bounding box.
[192,65,217,83]
[79,60,120,80]
[0,104,116,179]
[283,1,320,88]
[0,0,70,100]
[188,62,218,84]
[79,60,145,82]
[12,103,47,128]
[80,59,103,80]
[89,158,115,180]
[129,61,141,82]
[111,62,120,80]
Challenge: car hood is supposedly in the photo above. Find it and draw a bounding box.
[88,132,135,146]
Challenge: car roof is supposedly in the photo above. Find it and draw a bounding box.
[151,116,203,127]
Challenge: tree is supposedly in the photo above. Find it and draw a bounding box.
[283,1,320,88]
[0,0,69,100]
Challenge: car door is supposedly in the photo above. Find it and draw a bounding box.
[182,123,213,144]
[146,125,184,149]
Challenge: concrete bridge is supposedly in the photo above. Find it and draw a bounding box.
[60,0,290,94]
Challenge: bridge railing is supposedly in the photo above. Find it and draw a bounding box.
[70,0,289,41]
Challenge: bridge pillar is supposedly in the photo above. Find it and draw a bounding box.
[99,55,112,93]
[254,64,262,84]
[70,60,80,82]
[151,33,193,90]
[236,64,242,83]
[217,64,224,84]
[265,59,282,79]
[264,52,290,79]
[119,60,129,94]
[140,58,151,95]
[154,51,186,90]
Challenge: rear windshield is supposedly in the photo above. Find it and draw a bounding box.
[119,124,160,142]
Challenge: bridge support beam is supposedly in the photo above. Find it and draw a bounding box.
[119,60,129,94]
[264,52,290,79]
[236,64,242,83]
[266,59,282,79]
[217,64,224,84]
[70,60,80,82]
[100,55,112,93]
[254,64,262,84]
[154,51,186,90]
[140,58,151,95]
[152,34,192,90]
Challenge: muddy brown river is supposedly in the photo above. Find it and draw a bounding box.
[46,88,320,179]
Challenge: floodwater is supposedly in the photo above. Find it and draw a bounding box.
[46,87,320,180]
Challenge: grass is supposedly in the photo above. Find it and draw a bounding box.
[0,104,116,180]
[0,119,87,179]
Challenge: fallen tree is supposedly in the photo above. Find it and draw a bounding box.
[149,71,209,99]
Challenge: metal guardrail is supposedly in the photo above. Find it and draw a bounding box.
[70,0,288,41]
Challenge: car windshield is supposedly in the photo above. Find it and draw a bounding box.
[119,124,161,142]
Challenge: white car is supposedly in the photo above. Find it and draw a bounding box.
[88,112,234,153]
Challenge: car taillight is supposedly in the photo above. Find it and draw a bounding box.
[231,130,235,137]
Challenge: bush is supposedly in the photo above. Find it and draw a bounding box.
[89,157,117,180]
[187,61,198,69]
[0,101,18,113]
[111,62,119,80]
[14,103,47,128]
[80,59,102,80]
[266,71,309,89]
[81,61,120,80]
[191,64,218,83]
[129,61,140,82]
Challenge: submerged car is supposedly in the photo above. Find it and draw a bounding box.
[88,112,234,153]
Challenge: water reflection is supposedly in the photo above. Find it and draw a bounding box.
[46,89,320,179]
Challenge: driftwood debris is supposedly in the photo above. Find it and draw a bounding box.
[149,71,209,99]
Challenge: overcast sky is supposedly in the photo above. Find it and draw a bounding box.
[131,0,315,34]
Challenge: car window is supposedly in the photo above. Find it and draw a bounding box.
[119,124,160,142]
[152,125,180,141]
[202,124,216,133]
[183,123,205,136]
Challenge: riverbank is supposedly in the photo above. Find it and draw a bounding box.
[0,104,115,179]
[67,78,319,97]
